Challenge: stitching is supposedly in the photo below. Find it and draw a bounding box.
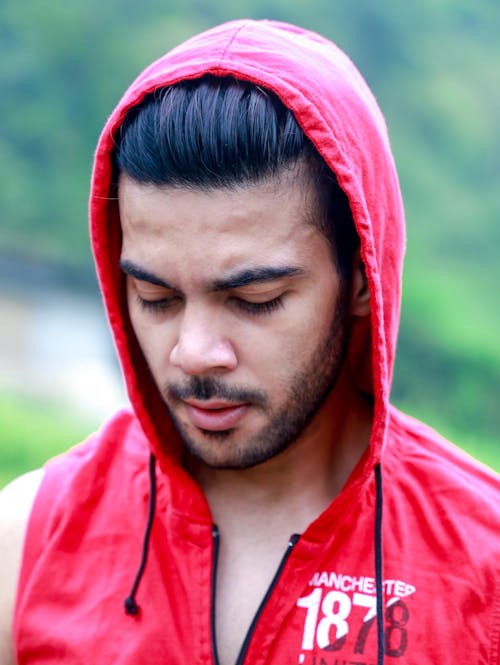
[217,22,249,66]
[489,586,500,664]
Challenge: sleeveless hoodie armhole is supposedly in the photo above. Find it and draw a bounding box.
[13,466,56,639]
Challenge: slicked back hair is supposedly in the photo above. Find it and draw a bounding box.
[113,75,359,280]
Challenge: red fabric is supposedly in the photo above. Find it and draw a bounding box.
[14,19,500,664]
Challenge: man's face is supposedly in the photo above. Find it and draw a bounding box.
[119,169,349,469]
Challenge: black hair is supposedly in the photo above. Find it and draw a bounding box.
[113,75,358,279]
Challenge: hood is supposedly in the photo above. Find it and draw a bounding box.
[89,19,405,479]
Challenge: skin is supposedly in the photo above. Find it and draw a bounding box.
[121,178,350,472]
[119,167,372,665]
[0,165,371,665]
[0,469,44,665]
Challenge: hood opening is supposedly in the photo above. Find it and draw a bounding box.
[87,20,402,660]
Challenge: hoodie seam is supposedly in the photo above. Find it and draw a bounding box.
[489,589,500,664]
[216,22,249,67]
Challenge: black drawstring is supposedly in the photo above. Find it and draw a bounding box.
[122,449,385,665]
[124,453,157,615]
[374,463,384,664]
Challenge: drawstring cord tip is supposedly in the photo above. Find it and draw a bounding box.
[124,596,140,615]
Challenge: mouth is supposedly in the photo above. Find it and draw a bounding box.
[182,398,249,431]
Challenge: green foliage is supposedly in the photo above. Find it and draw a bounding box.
[1,1,499,470]
[0,392,95,489]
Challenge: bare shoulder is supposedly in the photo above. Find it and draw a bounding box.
[0,469,45,665]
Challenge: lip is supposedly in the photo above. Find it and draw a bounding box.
[183,399,248,431]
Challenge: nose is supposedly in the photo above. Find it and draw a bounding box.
[169,305,238,375]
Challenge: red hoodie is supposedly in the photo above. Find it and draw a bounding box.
[14,19,500,665]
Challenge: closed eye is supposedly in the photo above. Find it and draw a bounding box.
[136,294,180,313]
[135,292,285,316]
[234,295,284,315]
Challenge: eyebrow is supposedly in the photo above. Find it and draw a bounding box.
[211,266,305,291]
[119,259,173,289]
[119,259,305,291]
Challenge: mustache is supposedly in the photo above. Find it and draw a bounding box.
[165,375,266,405]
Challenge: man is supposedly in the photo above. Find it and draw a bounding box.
[1,19,499,665]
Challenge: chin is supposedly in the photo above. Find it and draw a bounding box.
[182,431,289,471]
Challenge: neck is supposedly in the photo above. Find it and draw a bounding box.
[188,366,373,536]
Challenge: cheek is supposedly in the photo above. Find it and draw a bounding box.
[265,300,338,386]
[128,308,173,380]
[237,317,317,389]
[238,285,338,368]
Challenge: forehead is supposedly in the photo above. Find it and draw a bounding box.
[118,170,329,280]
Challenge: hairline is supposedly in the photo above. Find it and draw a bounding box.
[116,156,344,277]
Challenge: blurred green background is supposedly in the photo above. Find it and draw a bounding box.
[1,0,499,488]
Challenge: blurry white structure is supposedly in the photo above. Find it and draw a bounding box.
[0,275,126,420]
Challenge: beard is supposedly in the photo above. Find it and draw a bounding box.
[162,291,349,470]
